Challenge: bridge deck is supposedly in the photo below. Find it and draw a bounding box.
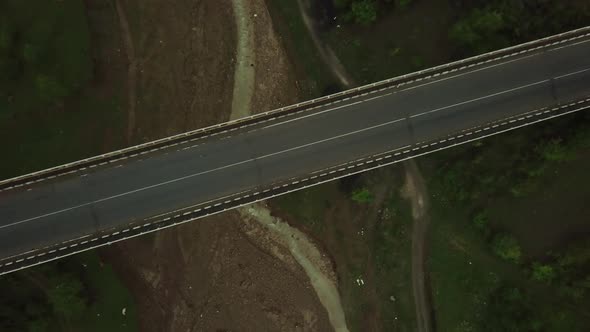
[1,34,590,270]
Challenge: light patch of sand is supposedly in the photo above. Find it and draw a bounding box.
[239,203,350,332]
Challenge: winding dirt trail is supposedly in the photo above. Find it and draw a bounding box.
[402,160,434,332]
[294,4,435,330]
[296,0,354,88]
[114,0,138,143]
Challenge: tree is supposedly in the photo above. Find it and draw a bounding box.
[472,210,491,238]
[492,234,521,263]
[536,138,568,162]
[351,188,374,203]
[351,0,377,25]
[449,8,507,53]
[0,0,92,112]
[531,262,555,283]
[477,285,541,332]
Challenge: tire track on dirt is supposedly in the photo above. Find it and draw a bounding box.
[402,160,434,332]
[114,0,138,143]
[294,2,435,330]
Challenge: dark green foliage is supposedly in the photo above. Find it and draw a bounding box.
[396,0,413,9]
[0,0,92,115]
[350,0,377,25]
[351,188,374,203]
[477,285,541,332]
[471,210,491,238]
[492,233,521,263]
[530,262,556,283]
[448,1,590,56]
[548,239,590,301]
[430,113,589,205]
[536,138,569,162]
[0,264,87,331]
[449,8,507,53]
[46,275,87,320]
[36,75,68,103]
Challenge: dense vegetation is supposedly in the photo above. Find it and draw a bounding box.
[0,253,137,332]
[429,116,590,332]
[0,0,92,117]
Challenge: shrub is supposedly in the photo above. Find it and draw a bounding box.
[472,211,488,232]
[531,262,555,283]
[492,234,522,263]
[536,138,569,162]
[352,188,374,203]
[449,8,506,53]
[351,0,377,25]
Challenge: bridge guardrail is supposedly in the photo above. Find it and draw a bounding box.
[1,26,589,193]
[1,96,589,276]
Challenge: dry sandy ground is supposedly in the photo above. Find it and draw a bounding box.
[229,1,348,329]
[100,0,334,331]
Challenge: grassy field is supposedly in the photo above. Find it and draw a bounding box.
[68,252,139,332]
[371,191,416,331]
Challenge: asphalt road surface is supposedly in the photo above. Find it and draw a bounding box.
[1,38,590,259]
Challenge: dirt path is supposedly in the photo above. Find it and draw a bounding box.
[294,4,436,330]
[402,160,434,332]
[296,0,354,88]
[114,0,138,144]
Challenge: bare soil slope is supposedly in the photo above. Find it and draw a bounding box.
[101,0,332,331]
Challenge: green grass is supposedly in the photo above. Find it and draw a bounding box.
[428,201,505,331]
[74,252,138,332]
[372,192,416,331]
[265,0,338,98]
[271,182,340,234]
